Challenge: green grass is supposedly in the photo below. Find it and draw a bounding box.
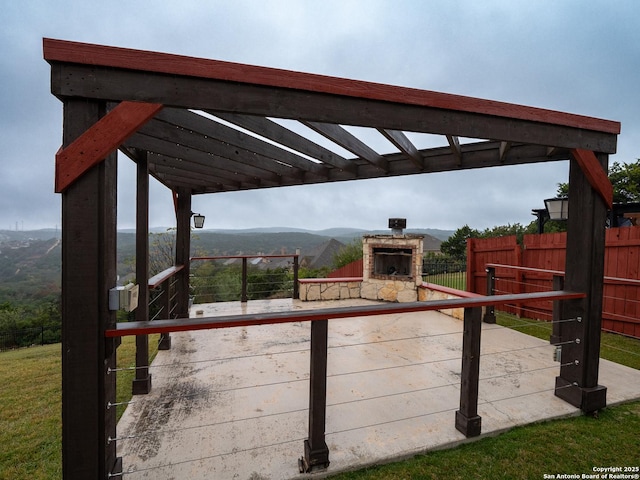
[329,401,640,479]
[0,344,61,480]
[423,271,466,290]
[1,323,638,480]
[0,336,158,480]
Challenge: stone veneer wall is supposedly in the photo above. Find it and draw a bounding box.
[298,277,361,301]
[298,279,482,322]
[361,234,424,302]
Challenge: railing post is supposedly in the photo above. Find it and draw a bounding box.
[300,319,330,473]
[455,306,482,437]
[241,257,248,303]
[293,254,299,299]
[550,275,564,345]
[158,278,171,350]
[483,267,496,323]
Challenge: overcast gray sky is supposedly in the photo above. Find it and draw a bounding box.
[2,0,638,232]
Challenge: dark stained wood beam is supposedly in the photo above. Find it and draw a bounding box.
[60,98,119,479]
[210,112,358,176]
[378,129,423,170]
[555,154,609,413]
[55,101,162,192]
[571,148,613,208]
[44,39,620,135]
[133,149,151,395]
[302,121,388,172]
[49,63,619,154]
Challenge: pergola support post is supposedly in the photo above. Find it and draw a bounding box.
[300,319,330,473]
[133,150,152,395]
[175,188,192,320]
[60,98,120,479]
[455,306,482,437]
[555,153,608,413]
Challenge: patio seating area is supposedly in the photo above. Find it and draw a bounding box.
[115,299,640,479]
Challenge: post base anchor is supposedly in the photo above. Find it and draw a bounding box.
[455,411,482,438]
[554,377,607,414]
[299,439,329,473]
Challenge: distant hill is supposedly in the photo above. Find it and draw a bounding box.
[0,227,448,305]
[201,226,454,242]
[0,236,61,305]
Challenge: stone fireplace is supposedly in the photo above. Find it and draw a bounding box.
[360,219,424,302]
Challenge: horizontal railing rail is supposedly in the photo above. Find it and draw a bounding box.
[486,263,640,286]
[148,265,184,289]
[484,263,640,338]
[107,290,585,337]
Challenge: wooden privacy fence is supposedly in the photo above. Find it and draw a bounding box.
[467,226,640,338]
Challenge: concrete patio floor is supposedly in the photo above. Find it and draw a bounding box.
[116,299,640,479]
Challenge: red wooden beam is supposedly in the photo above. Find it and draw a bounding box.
[55,101,163,192]
[105,290,586,337]
[571,149,613,209]
[44,38,620,135]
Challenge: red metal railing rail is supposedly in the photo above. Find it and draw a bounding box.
[107,290,584,337]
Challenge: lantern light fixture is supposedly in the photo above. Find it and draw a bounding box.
[192,212,205,229]
[544,198,569,221]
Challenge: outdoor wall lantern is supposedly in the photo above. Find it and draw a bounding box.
[192,213,205,229]
[544,197,569,221]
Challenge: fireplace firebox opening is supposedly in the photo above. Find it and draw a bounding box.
[373,247,413,278]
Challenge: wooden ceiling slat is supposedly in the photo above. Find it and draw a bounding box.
[156,108,330,178]
[302,121,388,172]
[211,112,357,176]
[378,129,423,170]
[151,157,248,188]
[123,134,289,186]
[150,163,242,191]
[134,119,306,180]
[150,153,273,188]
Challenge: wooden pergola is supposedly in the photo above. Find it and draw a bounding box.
[44,38,620,479]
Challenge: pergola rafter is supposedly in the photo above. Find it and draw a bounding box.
[44,38,620,480]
